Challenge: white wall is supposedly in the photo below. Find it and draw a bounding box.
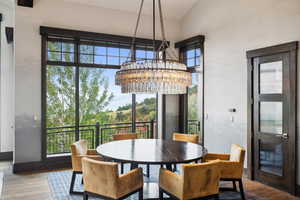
[0,0,14,153]
[181,0,300,179]
[15,0,181,163]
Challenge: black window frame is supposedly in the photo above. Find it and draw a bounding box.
[175,35,205,144]
[41,26,166,160]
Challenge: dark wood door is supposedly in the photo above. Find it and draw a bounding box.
[249,42,297,194]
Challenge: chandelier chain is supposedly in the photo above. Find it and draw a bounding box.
[127,0,145,62]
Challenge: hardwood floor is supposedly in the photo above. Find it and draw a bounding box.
[0,161,299,200]
[1,162,51,200]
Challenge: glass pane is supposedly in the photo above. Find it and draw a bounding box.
[107,56,119,65]
[260,102,282,134]
[260,61,282,94]
[259,141,283,176]
[136,50,146,59]
[146,51,155,59]
[136,94,156,122]
[94,56,106,65]
[80,45,93,54]
[95,46,106,55]
[48,41,61,52]
[62,43,74,52]
[136,94,156,139]
[196,49,201,57]
[107,47,119,56]
[62,53,74,62]
[48,52,61,61]
[46,66,76,155]
[187,58,195,67]
[120,48,130,57]
[187,49,195,59]
[80,54,93,64]
[79,68,132,144]
[188,73,202,135]
[195,56,200,66]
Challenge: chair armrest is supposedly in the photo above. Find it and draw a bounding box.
[159,168,183,199]
[204,153,230,161]
[87,149,98,155]
[218,160,243,179]
[118,168,144,197]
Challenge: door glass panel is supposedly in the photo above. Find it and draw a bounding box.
[46,66,76,155]
[260,102,282,134]
[259,140,283,176]
[260,61,282,94]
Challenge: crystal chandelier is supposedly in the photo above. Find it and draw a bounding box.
[115,0,192,94]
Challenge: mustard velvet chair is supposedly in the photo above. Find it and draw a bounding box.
[70,140,103,194]
[112,133,138,141]
[159,160,221,200]
[82,158,144,200]
[203,144,246,200]
[173,133,199,144]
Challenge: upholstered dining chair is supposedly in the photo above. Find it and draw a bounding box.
[70,140,103,194]
[203,144,246,200]
[112,133,150,177]
[82,158,144,200]
[173,133,199,144]
[159,160,221,200]
[171,133,199,171]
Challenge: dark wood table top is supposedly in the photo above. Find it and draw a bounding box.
[96,139,207,165]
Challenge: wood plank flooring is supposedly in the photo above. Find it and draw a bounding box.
[0,161,299,200]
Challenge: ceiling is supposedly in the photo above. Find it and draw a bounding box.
[63,0,199,20]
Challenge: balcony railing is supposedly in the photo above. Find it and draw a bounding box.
[46,120,156,155]
[187,120,201,135]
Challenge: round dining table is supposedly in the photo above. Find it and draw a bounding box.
[96,139,207,199]
[96,139,207,170]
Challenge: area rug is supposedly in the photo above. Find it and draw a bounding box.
[48,165,267,200]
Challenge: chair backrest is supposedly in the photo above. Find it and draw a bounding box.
[113,133,138,141]
[182,160,220,199]
[71,140,88,156]
[229,144,245,164]
[173,133,199,144]
[82,158,119,199]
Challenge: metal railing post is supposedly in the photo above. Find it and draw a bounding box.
[150,120,154,139]
[95,122,100,147]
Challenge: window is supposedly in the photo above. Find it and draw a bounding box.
[41,27,163,156]
[175,36,204,144]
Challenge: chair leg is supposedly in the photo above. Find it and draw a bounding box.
[69,171,76,194]
[138,188,143,200]
[238,179,246,200]
[83,192,88,200]
[121,163,124,174]
[173,164,177,172]
[232,180,237,191]
[146,164,150,177]
[159,188,163,200]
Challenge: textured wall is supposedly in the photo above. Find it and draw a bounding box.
[14,0,181,163]
[181,0,300,181]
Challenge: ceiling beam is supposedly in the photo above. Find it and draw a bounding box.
[17,0,33,8]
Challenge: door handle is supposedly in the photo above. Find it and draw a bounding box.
[282,133,288,139]
[275,133,288,139]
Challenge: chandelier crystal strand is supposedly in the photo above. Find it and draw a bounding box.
[115,0,192,94]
